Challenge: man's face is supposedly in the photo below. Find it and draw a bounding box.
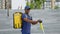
[25,9,30,14]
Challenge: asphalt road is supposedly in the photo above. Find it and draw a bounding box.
[0,9,60,34]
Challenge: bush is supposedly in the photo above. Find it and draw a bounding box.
[55,6,59,9]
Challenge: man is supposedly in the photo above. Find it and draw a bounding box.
[21,6,40,34]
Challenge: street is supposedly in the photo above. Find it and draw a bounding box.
[0,9,60,34]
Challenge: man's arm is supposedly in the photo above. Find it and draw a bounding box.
[23,18,38,25]
[22,14,38,25]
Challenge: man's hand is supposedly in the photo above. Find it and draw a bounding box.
[32,21,38,25]
[23,18,42,25]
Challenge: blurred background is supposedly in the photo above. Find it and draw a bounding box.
[0,0,60,9]
[0,0,60,34]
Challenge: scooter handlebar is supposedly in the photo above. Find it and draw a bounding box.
[38,20,42,23]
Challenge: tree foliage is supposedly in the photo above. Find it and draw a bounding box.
[26,0,46,9]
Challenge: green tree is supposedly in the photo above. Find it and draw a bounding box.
[26,0,46,9]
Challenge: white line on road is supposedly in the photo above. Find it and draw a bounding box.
[0,29,21,31]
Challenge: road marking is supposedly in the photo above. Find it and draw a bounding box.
[0,29,21,31]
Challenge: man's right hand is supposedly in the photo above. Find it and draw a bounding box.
[32,21,38,25]
[32,19,42,25]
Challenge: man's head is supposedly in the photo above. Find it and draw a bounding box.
[24,6,30,14]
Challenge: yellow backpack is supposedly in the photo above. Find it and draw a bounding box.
[13,12,22,29]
